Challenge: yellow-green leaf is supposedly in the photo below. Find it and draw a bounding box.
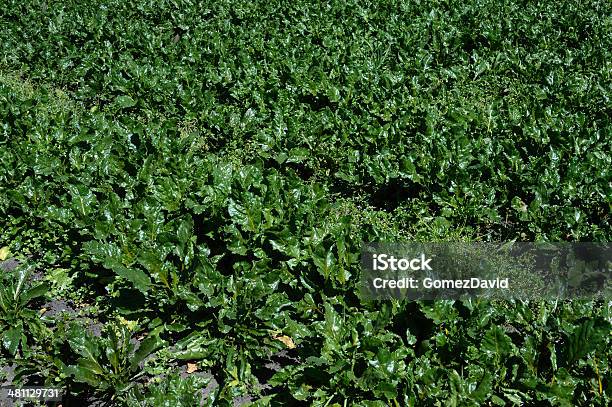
[0,246,9,261]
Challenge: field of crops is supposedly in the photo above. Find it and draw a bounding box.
[1,0,611,405]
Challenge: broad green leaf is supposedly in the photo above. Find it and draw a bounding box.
[131,334,166,369]
[115,95,136,108]
[19,282,49,306]
[562,319,610,367]
[313,248,335,280]
[77,358,105,376]
[71,362,104,386]
[112,264,152,293]
[13,265,32,301]
[68,325,102,367]
[482,325,513,358]
[2,324,23,355]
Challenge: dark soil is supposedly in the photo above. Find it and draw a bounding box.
[41,299,76,317]
[0,258,19,272]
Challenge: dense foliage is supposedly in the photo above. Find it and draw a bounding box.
[0,0,610,405]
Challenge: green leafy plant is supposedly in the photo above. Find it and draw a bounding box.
[0,0,610,404]
[0,263,49,357]
[63,321,166,402]
[126,372,216,407]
